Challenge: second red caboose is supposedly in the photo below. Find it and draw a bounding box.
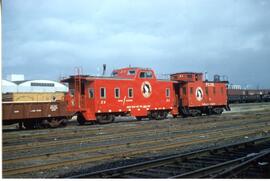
[170,72,230,117]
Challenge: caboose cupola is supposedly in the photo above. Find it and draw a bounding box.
[170,72,203,82]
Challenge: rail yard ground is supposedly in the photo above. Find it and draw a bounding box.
[2,102,270,178]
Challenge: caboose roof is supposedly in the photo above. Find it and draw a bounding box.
[170,72,203,75]
[61,75,132,83]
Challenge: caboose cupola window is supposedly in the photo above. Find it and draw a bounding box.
[140,71,153,78]
[100,87,106,98]
[128,70,136,75]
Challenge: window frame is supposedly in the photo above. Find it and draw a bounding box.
[70,89,75,97]
[139,71,153,78]
[183,87,187,95]
[128,70,136,75]
[88,88,94,98]
[100,87,106,99]
[205,87,209,95]
[128,88,133,98]
[166,88,170,97]
[190,87,193,95]
[114,88,120,99]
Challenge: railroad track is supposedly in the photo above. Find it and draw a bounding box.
[3,118,270,160]
[4,116,270,153]
[4,110,270,143]
[3,108,270,178]
[3,124,270,177]
[69,136,270,178]
[4,121,269,163]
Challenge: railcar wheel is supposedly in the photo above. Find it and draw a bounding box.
[47,118,65,128]
[97,114,115,124]
[159,111,168,120]
[136,116,143,121]
[77,113,86,125]
[23,120,43,129]
[213,108,223,115]
[23,121,34,129]
[60,119,68,127]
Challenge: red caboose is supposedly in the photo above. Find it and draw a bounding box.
[62,67,175,124]
[170,72,230,117]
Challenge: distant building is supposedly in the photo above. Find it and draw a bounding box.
[228,84,242,90]
[2,80,18,93]
[7,74,25,82]
[17,80,68,92]
[2,74,68,93]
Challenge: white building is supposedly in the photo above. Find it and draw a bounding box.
[2,77,68,93]
[7,74,25,82]
[17,80,68,92]
[2,80,18,93]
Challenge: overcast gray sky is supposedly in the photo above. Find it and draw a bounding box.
[3,0,270,88]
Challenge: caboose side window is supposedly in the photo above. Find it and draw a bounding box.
[166,88,170,97]
[89,88,94,98]
[221,87,224,94]
[205,87,209,95]
[115,88,120,98]
[190,87,193,94]
[213,87,216,95]
[128,88,133,98]
[100,87,106,99]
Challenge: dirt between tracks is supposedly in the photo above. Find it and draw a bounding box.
[2,102,270,178]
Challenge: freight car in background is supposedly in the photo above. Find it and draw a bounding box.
[2,92,71,129]
[62,67,230,125]
[228,89,270,103]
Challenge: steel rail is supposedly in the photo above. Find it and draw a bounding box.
[4,110,270,141]
[4,117,270,153]
[69,136,270,178]
[4,121,269,164]
[3,128,269,177]
[170,149,270,178]
[213,149,270,178]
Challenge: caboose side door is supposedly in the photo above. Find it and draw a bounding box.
[85,81,96,120]
[74,77,86,109]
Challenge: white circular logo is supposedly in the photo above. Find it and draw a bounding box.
[196,87,203,101]
[141,81,152,98]
[50,104,58,112]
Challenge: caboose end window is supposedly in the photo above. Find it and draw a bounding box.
[183,87,186,95]
[115,88,120,98]
[166,88,170,97]
[70,89,75,97]
[128,88,133,98]
[100,87,106,99]
[89,88,94,98]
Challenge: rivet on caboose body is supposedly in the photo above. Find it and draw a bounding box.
[170,72,230,117]
[62,67,176,124]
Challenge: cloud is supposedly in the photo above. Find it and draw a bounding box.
[3,0,270,88]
